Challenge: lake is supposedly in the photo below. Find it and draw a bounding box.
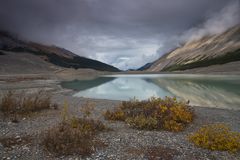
[61,74,240,110]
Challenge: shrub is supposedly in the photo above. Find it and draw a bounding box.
[0,136,32,148]
[43,101,107,156]
[103,96,194,132]
[126,115,158,130]
[80,101,95,118]
[164,120,184,132]
[43,118,107,156]
[61,100,70,122]
[0,90,55,117]
[103,109,125,121]
[189,123,240,153]
[0,91,17,114]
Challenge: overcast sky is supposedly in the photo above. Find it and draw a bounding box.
[0,0,239,70]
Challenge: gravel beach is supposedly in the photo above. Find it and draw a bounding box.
[0,79,240,160]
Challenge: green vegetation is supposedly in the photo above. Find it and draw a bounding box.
[0,91,56,120]
[42,101,107,156]
[4,47,120,72]
[163,49,240,71]
[104,97,194,132]
[189,123,240,153]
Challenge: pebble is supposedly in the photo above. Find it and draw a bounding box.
[0,94,239,160]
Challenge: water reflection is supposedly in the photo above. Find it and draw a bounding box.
[61,77,115,91]
[73,77,173,100]
[149,77,240,109]
[61,74,240,110]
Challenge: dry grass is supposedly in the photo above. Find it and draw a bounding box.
[189,123,240,153]
[0,91,57,119]
[104,97,194,132]
[0,135,32,149]
[42,118,107,156]
[42,101,108,156]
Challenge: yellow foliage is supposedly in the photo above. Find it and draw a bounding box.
[126,114,158,130]
[103,96,194,132]
[189,123,240,153]
[70,116,78,128]
[44,101,106,156]
[103,109,125,121]
[164,120,184,132]
[80,101,95,118]
[170,105,193,123]
[0,90,53,117]
[61,100,69,122]
[43,117,107,156]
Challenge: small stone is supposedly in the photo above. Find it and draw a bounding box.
[15,135,20,139]
[22,146,29,151]
[115,138,121,142]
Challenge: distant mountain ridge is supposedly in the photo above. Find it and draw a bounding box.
[137,62,154,71]
[145,25,240,72]
[0,31,120,72]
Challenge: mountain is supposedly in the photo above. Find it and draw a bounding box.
[137,62,154,71]
[0,31,120,73]
[146,25,240,72]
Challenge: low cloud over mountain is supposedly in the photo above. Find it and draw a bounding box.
[0,0,239,70]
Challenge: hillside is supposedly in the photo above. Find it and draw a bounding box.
[146,25,240,72]
[0,31,120,73]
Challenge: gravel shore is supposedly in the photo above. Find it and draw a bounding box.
[0,80,240,160]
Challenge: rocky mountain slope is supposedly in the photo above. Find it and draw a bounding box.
[0,31,120,73]
[146,25,240,72]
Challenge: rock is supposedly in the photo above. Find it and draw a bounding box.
[22,146,30,151]
[115,138,121,142]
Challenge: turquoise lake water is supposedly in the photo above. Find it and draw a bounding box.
[61,74,240,110]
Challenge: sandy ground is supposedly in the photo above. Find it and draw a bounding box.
[0,78,240,160]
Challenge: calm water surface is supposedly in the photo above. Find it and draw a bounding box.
[61,74,240,110]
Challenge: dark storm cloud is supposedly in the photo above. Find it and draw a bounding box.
[0,0,239,69]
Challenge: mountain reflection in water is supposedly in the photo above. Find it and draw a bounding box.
[61,74,240,110]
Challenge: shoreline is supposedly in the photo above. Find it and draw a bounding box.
[0,75,240,159]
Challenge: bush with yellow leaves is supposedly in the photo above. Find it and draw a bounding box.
[103,109,125,121]
[189,123,240,153]
[43,101,107,156]
[103,96,194,132]
[126,114,158,130]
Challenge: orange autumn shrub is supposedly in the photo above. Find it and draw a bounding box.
[189,123,240,153]
[103,97,194,132]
